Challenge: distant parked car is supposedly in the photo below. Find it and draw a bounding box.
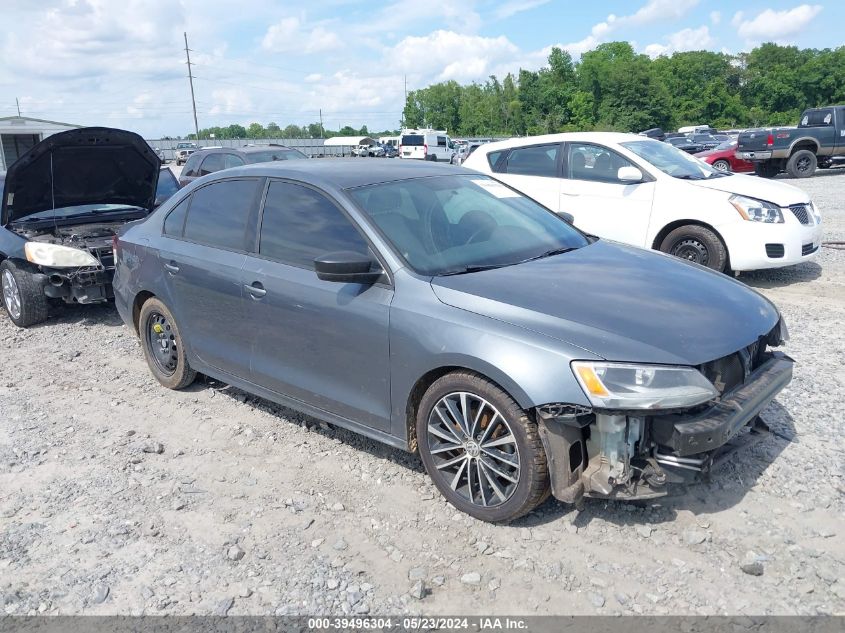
[665,136,705,154]
[463,132,823,272]
[154,147,167,163]
[381,144,399,158]
[694,140,755,174]
[174,142,198,166]
[353,144,385,158]
[688,134,722,151]
[178,145,307,187]
[113,159,794,522]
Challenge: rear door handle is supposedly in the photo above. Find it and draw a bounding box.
[164,261,180,274]
[244,282,266,299]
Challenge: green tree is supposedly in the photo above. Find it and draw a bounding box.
[246,122,265,138]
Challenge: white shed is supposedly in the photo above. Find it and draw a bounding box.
[0,116,82,170]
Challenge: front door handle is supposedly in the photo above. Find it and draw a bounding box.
[244,282,266,299]
[164,261,180,274]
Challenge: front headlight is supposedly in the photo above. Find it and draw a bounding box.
[571,361,718,410]
[25,242,100,268]
[730,194,784,223]
[809,201,822,223]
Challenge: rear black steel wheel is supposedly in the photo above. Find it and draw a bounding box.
[138,297,196,390]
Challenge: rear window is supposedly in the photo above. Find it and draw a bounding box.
[183,179,259,251]
[401,135,424,146]
[800,109,833,127]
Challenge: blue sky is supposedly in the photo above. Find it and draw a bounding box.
[0,1,840,137]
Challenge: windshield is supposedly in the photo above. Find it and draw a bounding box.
[348,174,590,276]
[401,135,424,146]
[11,204,145,222]
[245,149,307,163]
[621,139,725,180]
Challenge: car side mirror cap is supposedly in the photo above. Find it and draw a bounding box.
[314,251,383,284]
[559,212,575,224]
[617,166,644,183]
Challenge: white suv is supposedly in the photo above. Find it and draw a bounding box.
[399,130,454,162]
[463,132,822,272]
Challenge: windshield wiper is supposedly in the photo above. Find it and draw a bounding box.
[516,246,577,264]
[438,263,509,276]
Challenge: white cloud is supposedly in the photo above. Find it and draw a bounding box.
[731,11,745,28]
[563,0,701,56]
[735,4,823,44]
[261,16,341,54]
[361,0,481,34]
[644,25,715,58]
[208,88,254,116]
[494,0,550,20]
[386,30,520,83]
[710,11,721,25]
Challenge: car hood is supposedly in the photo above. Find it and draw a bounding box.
[688,173,807,206]
[430,241,780,366]
[2,127,160,225]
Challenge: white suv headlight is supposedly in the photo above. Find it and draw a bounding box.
[571,361,718,410]
[730,195,784,223]
[25,242,100,268]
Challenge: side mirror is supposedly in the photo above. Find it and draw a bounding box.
[617,166,644,183]
[559,212,575,224]
[314,251,383,284]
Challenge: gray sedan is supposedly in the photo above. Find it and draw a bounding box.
[113,160,792,522]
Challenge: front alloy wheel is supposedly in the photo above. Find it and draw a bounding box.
[2,268,21,321]
[417,372,549,522]
[427,392,521,508]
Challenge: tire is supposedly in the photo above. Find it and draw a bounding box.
[1,260,49,328]
[660,225,728,272]
[712,159,731,173]
[416,371,549,523]
[138,297,196,390]
[786,150,817,178]
[754,162,778,178]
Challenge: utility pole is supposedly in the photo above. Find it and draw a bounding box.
[15,97,21,117]
[184,32,200,140]
[319,109,324,138]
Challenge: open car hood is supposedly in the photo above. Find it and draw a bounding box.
[2,127,160,225]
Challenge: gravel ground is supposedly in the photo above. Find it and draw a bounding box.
[1,167,844,617]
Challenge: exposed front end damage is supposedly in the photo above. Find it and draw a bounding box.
[13,222,118,304]
[536,335,793,504]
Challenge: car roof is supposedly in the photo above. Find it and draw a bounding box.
[198,158,474,190]
[194,145,297,155]
[471,131,649,155]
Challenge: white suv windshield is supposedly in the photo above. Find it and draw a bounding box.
[621,139,727,180]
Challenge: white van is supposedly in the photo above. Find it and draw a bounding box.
[678,125,715,134]
[399,129,454,162]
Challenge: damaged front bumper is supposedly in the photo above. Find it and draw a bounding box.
[32,266,115,304]
[537,352,793,504]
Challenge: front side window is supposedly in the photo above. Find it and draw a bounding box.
[502,144,560,177]
[622,139,723,181]
[259,181,370,268]
[567,143,636,184]
[183,179,258,250]
[348,175,589,276]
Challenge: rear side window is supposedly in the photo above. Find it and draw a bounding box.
[223,154,245,169]
[200,154,225,176]
[259,181,370,269]
[183,179,258,251]
[182,153,202,177]
[163,197,190,237]
[502,144,560,178]
[401,135,424,146]
[437,136,447,147]
[487,150,506,171]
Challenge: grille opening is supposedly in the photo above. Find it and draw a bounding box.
[569,441,583,472]
[765,243,785,258]
[789,204,810,225]
[802,243,818,256]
